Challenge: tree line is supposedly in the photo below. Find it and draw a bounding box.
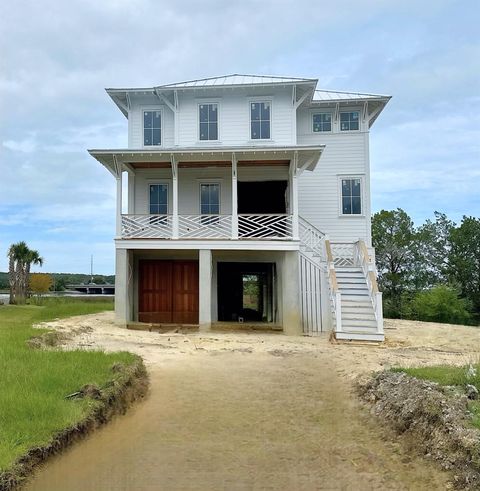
[372,210,480,325]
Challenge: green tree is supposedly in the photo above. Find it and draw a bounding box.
[416,212,454,288]
[412,285,471,325]
[372,209,417,316]
[7,242,44,304]
[448,216,480,314]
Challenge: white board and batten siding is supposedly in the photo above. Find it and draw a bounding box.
[296,108,371,244]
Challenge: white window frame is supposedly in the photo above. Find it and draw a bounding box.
[142,106,164,148]
[311,111,333,133]
[339,110,361,132]
[147,180,170,215]
[337,175,365,217]
[198,181,222,215]
[196,100,221,143]
[248,97,273,141]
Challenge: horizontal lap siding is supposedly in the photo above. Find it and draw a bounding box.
[297,109,369,242]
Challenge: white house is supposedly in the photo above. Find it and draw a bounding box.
[89,74,390,342]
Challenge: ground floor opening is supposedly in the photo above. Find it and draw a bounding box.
[217,262,275,323]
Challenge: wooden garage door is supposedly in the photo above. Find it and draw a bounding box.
[138,260,199,324]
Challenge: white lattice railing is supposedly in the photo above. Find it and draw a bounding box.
[330,242,356,267]
[238,214,293,239]
[299,216,325,259]
[178,215,232,239]
[121,214,173,239]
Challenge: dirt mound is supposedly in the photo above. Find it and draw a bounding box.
[357,371,480,489]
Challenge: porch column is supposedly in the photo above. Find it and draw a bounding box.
[231,154,238,239]
[199,249,212,330]
[282,251,302,335]
[290,152,299,240]
[116,171,122,237]
[171,156,179,239]
[127,173,135,214]
[115,248,131,326]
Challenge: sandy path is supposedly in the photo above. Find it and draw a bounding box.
[25,314,480,490]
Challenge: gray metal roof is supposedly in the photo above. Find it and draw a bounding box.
[157,74,318,89]
[313,89,391,102]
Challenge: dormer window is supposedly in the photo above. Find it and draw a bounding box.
[313,113,332,132]
[250,101,271,140]
[199,103,218,141]
[143,110,162,146]
[340,111,359,131]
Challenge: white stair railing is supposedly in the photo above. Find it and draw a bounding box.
[356,239,384,335]
[299,216,325,259]
[325,239,342,333]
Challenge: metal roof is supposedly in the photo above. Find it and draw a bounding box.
[313,89,391,102]
[157,74,318,89]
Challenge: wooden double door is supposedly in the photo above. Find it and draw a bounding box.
[138,260,199,324]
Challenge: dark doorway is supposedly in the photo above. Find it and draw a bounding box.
[217,262,275,322]
[238,181,288,214]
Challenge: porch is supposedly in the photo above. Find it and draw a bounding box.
[88,145,324,242]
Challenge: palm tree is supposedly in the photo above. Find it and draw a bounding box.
[7,242,44,304]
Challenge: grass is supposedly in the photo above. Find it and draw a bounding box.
[394,363,480,429]
[0,297,138,472]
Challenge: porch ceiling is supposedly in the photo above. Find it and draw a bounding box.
[88,145,324,177]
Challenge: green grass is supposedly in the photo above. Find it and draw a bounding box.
[0,298,137,472]
[394,364,480,429]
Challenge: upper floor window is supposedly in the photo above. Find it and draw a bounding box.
[149,184,168,214]
[340,111,359,131]
[250,101,271,140]
[341,178,362,215]
[199,103,218,141]
[200,183,220,215]
[312,113,332,132]
[144,110,162,146]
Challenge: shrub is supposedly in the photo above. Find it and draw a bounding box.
[412,285,471,325]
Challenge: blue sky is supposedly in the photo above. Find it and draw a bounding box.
[0,0,479,274]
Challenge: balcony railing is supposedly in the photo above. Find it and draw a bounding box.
[121,214,294,240]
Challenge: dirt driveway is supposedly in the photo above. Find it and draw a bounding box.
[25,315,480,490]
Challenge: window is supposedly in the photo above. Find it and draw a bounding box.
[340,111,359,131]
[341,178,362,215]
[312,113,332,132]
[199,103,218,140]
[143,110,162,146]
[200,183,220,214]
[149,184,168,214]
[250,101,271,139]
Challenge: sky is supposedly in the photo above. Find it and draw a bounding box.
[0,0,479,274]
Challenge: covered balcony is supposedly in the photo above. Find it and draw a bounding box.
[89,145,324,243]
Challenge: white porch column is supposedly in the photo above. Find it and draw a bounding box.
[199,249,212,330]
[127,173,135,214]
[231,154,238,239]
[171,156,179,239]
[282,250,302,335]
[115,248,131,326]
[116,171,122,237]
[290,152,299,240]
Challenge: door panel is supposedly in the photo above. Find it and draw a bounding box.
[138,260,199,324]
[172,261,199,324]
[138,260,173,323]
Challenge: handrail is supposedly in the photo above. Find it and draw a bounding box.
[356,239,383,334]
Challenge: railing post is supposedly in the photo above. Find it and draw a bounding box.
[171,155,179,239]
[231,154,238,239]
[335,291,342,333]
[376,292,384,334]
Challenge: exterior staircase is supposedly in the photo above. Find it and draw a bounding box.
[335,267,383,341]
[298,216,384,342]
